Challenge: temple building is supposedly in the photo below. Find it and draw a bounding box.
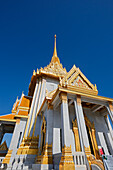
[0,35,113,170]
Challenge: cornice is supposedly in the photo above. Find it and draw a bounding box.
[0,118,16,122]
[58,86,113,102]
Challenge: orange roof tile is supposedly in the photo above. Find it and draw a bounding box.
[19,96,31,108]
[0,114,15,120]
[18,110,29,116]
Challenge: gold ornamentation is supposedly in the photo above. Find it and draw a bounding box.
[84,146,91,156]
[61,64,98,94]
[2,150,12,164]
[59,85,113,102]
[47,100,53,110]
[91,129,100,159]
[37,116,46,156]
[59,145,75,170]
[41,116,46,133]
[94,84,97,91]
[16,118,20,124]
[0,141,8,151]
[0,141,8,157]
[86,154,104,170]
[72,119,77,127]
[109,101,113,111]
[84,114,100,159]
[83,115,104,169]
[36,143,53,164]
[33,70,36,75]
[76,95,81,105]
[59,92,67,103]
[72,119,81,151]
[34,35,67,78]
[17,136,39,155]
[46,89,57,99]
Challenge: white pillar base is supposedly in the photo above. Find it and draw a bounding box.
[32,164,53,170]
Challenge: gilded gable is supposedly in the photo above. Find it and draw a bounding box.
[60,65,98,95]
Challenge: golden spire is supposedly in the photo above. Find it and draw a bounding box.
[53,34,57,57]
[51,34,60,64]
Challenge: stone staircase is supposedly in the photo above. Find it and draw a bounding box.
[103,155,113,170]
[5,155,36,170]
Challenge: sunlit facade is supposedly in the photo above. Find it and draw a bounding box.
[0,35,113,170]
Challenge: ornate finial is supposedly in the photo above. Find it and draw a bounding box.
[94,84,97,91]
[53,34,57,57]
[51,35,60,64]
[33,70,36,75]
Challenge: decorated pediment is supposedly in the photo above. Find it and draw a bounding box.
[46,88,57,99]
[0,141,8,151]
[60,65,98,94]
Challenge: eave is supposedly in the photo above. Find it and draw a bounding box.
[58,86,113,103]
[0,118,16,122]
[28,72,65,96]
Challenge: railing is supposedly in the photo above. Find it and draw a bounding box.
[73,152,86,165]
[0,157,6,169]
[0,157,4,164]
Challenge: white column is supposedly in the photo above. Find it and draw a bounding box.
[29,79,42,137]
[60,93,71,147]
[74,96,90,153]
[38,117,43,152]
[106,102,113,125]
[25,79,39,137]
[105,115,113,139]
[37,78,46,112]
[59,92,75,170]
[34,115,41,137]
[8,119,26,162]
[46,106,54,145]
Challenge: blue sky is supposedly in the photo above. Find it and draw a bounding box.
[0,0,113,115]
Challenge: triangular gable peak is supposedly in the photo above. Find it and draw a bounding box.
[12,96,20,114]
[0,141,8,151]
[60,65,98,95]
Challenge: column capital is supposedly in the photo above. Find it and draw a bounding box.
[16,118,20,124]
[76,95,81,105]
[59,92,67,103]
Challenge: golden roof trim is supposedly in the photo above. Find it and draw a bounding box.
[61,65,96,92]
[0,118,16,122]
[59,86,113,102]
[14,115,28,118]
